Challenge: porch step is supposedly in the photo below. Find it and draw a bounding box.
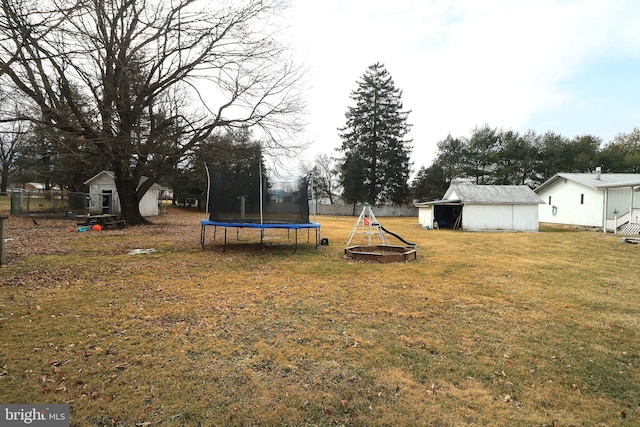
[618,223,640,235]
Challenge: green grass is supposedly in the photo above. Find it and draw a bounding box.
[0,209,639,426]
[0,194,10,214]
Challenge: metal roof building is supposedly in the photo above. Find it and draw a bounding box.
[415,184,544,231]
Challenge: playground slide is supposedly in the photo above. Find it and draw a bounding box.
[379,225,416,247]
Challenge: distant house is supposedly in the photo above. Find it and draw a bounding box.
[22,183,60,192]
[415,184,544,232]
[84,171,168,217]
[23,182,46,192]
[534,169,640,233]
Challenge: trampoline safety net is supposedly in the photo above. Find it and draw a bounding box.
[208,169,310,224]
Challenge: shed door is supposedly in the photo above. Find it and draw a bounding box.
[434,204,462,229]
[101,190,112,214]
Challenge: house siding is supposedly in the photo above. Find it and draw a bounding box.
[537,180,602,227]
[139,188,161,217]
[513,205,540,231]
[86,171,161,217]
[537,179,640,227]
[417,205,433,228]
[463,204,539,231]
[605,188,640,218]
[88,174,120,215]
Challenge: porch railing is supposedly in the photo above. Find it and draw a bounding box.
[610,209,640,234]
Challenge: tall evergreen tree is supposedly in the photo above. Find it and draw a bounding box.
[435,134,467,185]
[411,163,447,202]
[536,131,573,181]
[600,128,640,172]
[494,129,540,186]
[337,63,412,206]
[465,125,500,184]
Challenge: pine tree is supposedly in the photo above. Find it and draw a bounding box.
[411,163,447,202]
[338,63,412,206]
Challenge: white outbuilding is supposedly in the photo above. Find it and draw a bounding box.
[415,183,544,232]
[84,170,168,217]
[534,169,640,233]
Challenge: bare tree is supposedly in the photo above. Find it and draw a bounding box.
[0,0,304,224]
[0,87,31,192]
[310,153,339,204]
[0,117,29,192]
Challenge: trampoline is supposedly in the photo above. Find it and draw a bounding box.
[200,157,321,253]
[200,220,321,252]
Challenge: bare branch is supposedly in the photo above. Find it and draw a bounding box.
[0,0,305,223]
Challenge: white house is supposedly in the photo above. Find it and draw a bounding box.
[535,169,640,233]
[84,171,167,217]
[415,184,543,232]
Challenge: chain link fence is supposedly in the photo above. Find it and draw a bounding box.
[10,190,90,216]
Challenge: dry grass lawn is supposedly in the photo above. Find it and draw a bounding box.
[0,207,638,426]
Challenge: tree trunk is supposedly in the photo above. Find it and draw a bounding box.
[114,172,150,225]
[0,168,8,193]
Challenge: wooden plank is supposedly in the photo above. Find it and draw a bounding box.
[102,220,126,228]
[621,237,640,244]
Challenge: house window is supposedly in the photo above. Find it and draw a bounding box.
[548,196,552,205]
[580,194,584,205]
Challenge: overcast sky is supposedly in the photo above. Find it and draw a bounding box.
[282,0,640,171]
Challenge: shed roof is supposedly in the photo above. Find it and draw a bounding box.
[414,198,461,207]
[84,170,116,184]
[415,184,543,206]
[444,184,543,205]
[84,170,165,190]
[535,173,640,192]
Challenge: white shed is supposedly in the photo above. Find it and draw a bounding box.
[84,171,167,217]
[415,184,544,231]
[535,170,640,233]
